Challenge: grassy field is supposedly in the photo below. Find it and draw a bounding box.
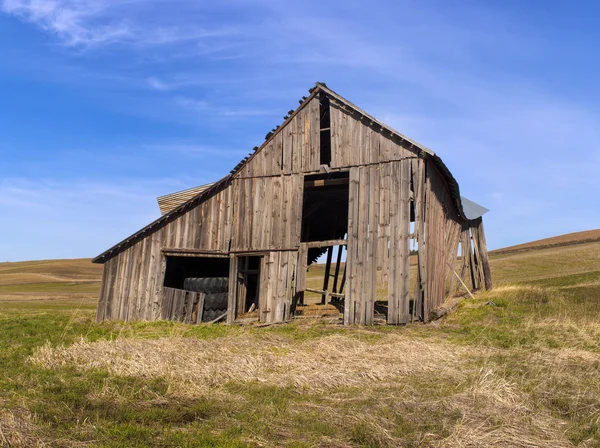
[1,241,599,447]
[0,258,102,300]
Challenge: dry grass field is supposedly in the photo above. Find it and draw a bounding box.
[0,237,599,447]
[490,229,600,255]
[0,258,102,300]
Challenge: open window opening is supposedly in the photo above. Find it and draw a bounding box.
[235,255,262,318]
[301,172,349,243]
[319,93,332,165]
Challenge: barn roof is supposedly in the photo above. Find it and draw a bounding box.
[157,183,215,215]
[93,83,486,264]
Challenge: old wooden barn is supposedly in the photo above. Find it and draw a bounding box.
[93,83,492,326]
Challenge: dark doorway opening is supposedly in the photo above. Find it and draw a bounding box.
[163,255,229,289]
[236,255,262,316]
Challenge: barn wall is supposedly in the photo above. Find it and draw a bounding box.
[230,174,303,251]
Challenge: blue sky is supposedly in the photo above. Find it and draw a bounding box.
[1,0,599,262]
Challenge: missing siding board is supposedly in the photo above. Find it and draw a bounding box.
[319,94,332,165]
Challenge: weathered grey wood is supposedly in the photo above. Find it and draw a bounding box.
[304,239,347,249]
[320,246,334,304]
[227,255,238,324]
[196,292,205,324]
[344,166,360,325]
[306,288,345,298]
[399,159,411,323]
[476,219,493,291]
[331,246,344,293]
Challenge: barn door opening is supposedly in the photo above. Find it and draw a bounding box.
[161,254,230,324]
[235,255,262,319]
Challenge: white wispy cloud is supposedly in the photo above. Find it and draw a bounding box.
[1,0,130,46]
[1,0,234,48]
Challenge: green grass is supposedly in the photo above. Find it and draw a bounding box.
[1,241,599,446]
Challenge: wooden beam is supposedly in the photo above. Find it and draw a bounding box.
[321,246,334,304]
[306,288,345,299]
[331,246,344,293]
[304,239,347,249]
[161,248,229,257]
[304,178,348,188]
[474,218,493,291]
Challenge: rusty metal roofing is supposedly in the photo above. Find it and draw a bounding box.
[93,83,486,264]
[157,183,215,215]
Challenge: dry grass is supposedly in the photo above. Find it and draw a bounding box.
[29,326,589,447]
[0,259,101,300]
[490,229,600,255]
[31,332,479,394]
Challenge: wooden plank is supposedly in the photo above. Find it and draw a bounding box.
[387,162,399,324]
[412,157,426,321]
[356,166,369,325]
[296,244,308,297]
[365,164,379,325]
[304,239,348,249]
[154,252,167,320]
[227,254,238,324]
[161,248,229,257]
[275,252,288,322]
[306,288,345,298]
[96,262,109,322]
[399,159,411,323]
[344,167,360,325]
[196,292,206,324]
[284,251,297,321]
[474,218,493,290]
[331,245,344,293]
[320,246,334,304]
[268,252,279,323]
[309,96,321,171]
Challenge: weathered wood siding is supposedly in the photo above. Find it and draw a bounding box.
[343,159,413,325]
[230,174,303,251]
[329,101,417,168]
[236,97,321,178]
[97,188,232,322]
[258,251,298,323]
[422,162,463,320]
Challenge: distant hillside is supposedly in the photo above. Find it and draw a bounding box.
[0,258,102,299]
[491,229,600,255]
